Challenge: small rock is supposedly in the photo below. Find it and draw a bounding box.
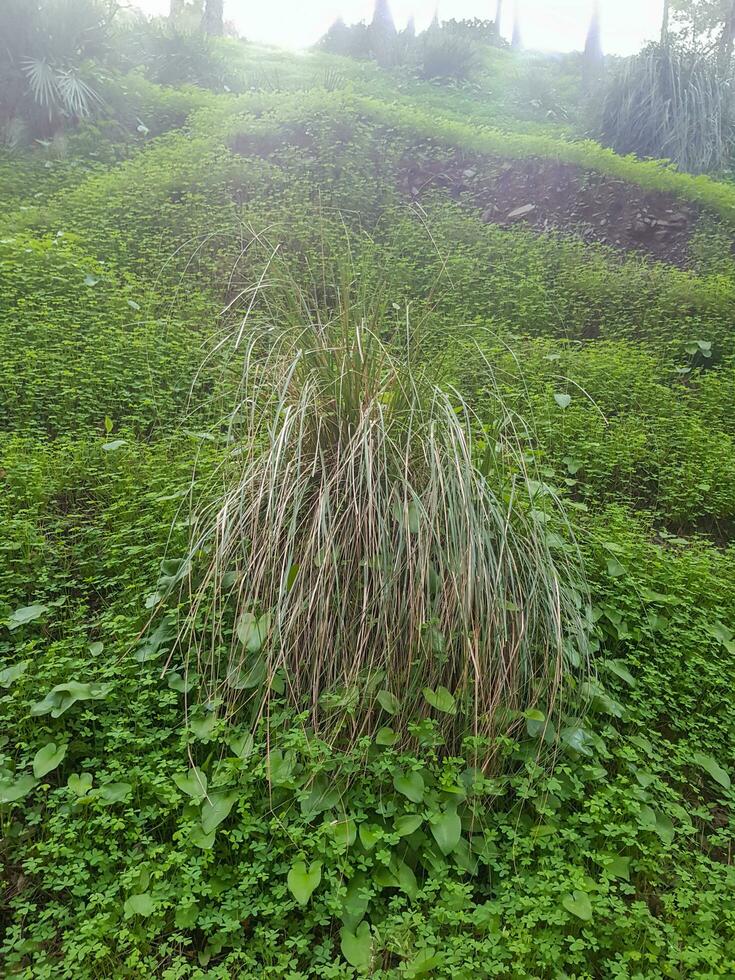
[506,203,536,221]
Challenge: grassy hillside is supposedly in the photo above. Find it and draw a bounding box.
[1,31,735,979]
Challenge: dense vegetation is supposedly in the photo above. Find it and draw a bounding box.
[1,6,735,978]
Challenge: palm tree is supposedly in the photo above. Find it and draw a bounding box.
[1,0,111,138]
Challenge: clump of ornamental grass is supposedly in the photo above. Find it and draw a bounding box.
[175,277,590,756]
[595,42,733,174]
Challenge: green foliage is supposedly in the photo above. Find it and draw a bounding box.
[594,42,734,174]
[0,0,115,138]
[2,29,735,980]
[416,33,483,81]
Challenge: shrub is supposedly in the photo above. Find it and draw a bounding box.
[594,42,735,174]
[416,34,482,82]
[179,275,589,754]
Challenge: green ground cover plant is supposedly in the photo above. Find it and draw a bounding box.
[1,17,735,979]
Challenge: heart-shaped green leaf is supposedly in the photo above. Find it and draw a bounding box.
[97,782,132,806]
[67,772,93,797]
[228,733,254,759]
[394,813,423,837]
[124,893,155,918]
[562,889,593,921]
[7,604,49,631]
[393,771,425,803]
[430,806,462,855]
[189,711,217,741]
[287,860,321,905]
[406,947,441,974]
[236,612,270,653]
[376,690,400,715]
[693,751,731,789]
[358,823,381,850]
[0,773,37,804]
[200,791,237,834]
[226,656,266,690]
[341,873,370,930]
[173,767,208,799]
[168,671,196,694]
[396,860,418,899]
[189,823,216,849]
[0,660,29,687]
[330,817,357,848]
[33,741,67,779]
[340,921,372,971]
[422,686,456,714]
[376,726,398,746]
[554,393,571,409]
[603,855,631,880]
[31,681,112,718]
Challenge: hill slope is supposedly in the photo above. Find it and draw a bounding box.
[1,38,734,978]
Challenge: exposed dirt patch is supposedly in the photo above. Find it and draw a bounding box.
[399,152,706,267]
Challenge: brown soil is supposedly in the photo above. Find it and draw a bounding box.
[399,152,704,267]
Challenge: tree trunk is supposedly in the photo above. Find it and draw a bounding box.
[494,0,504,36]
[660,0,670,46]
[511,4,522,50]
[719,0,735,76]
[202,0,224,36]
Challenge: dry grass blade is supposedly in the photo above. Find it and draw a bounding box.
[175,275,590,759]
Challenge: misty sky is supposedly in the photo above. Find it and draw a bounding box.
[132,1,664,56]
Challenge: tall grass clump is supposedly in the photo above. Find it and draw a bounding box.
[595,42,734,174]
[176,275,589,757]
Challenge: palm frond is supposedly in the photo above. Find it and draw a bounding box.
[55,68,101,118]
[21,58,59,110]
